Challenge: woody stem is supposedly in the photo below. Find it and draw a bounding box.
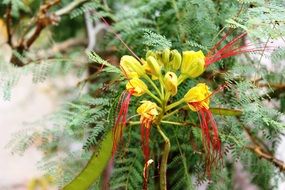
[156,125,170,190]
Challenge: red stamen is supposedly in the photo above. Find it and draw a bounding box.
[207,29,235,58]
[141,119,151,162]
[140,118,152,189]
[188,85,226,175]
[192,102,221,176]
[112,90,134,157]
[205,32,271,66]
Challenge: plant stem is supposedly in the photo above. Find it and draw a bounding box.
[146,90,162,104]
[163,105,188,119]
[159,76,165,99]
[145,75,163,98]
[177,74,187,85]
[128,121,140,125]
[156,125,170,190]
[166,98,185,111]
[161,120,196,127]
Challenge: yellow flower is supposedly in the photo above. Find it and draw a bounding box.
[184,83,211,111]
[181,50,205,78]
[164,72,178,96]
[168,50,182,71]
[126,78,148,96]
[137,101,159,125]
[120,55,145,79]
[142,60,157,80]
[146,56,162,78]
[161,49,171,64]
[146,50,157,59]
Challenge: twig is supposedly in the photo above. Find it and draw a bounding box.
[55,0,88,16]
[259,83,285,99]
[256,83,285,89]
[243,126,285,172]
[18,0,61,50]
[247,145,285,171]
[19,0,87,50]
[12,0,88,66]
[85,11,108,50]
[27,37,86,61]
[26,0,61,49]
[5,3,12,45]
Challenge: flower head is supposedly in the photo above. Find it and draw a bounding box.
[145,56,162,79]
[164,72,178,96]
[181,50,205,78]
[137,101,159,126]
[184,83,211,111]
[137,100,159,179]
[126,78,148,96]
[120,55,145,78]
[161,49,171,64]
[184,83,221,175]
[153,49,182,71]
[168,49,182,71]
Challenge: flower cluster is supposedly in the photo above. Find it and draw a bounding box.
[113,33,266,180]
[114,47,221,172]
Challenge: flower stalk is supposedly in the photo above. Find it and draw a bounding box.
[144,75,163,98]
[166,98,184,111]
[156,125,170,190]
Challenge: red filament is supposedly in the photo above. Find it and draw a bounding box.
[191,102,222,176]
[205,32,269,66]
[140,119,152,189]
[112,90,133,157]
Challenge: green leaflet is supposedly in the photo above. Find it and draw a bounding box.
[210,108,242,116]
[63,130,113,190]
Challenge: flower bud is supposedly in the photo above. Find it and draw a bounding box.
[142,59,157,80]
[120,55,145,78]
[161,49,171,64]
[181,50,205,78]
[169,50,182,71]
[146,50,157,58]
[146,56,161,78]
[164,72,178,96]
[184,83,211,111]
[137,101,159,124]
[126,78,148,96]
